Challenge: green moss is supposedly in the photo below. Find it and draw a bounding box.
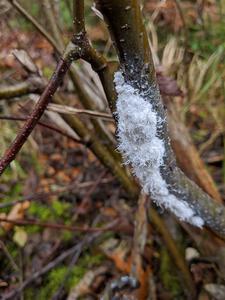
[26,200,72,236]
[52,199,71,218]
[39,266,71,299]
[25,252,105,300]
[25,225,41,234]
[1,161,26,183]
[28,202,52,222]
[59,1,72,29]
[28,199,71,221]
[160,248,184,300]
[42,66,54,80]
[0,180,24,215]
[62,230,74,241]
[24,152,42,175]
[26,268,87,300]
[81,253,104,267]
[24,288,34,300]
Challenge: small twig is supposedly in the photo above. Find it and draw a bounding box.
[173,0,190,101]
[42,0,65,51]
[75,170,107,217]
[73,0,85,33]
[50,244,83,300]
[0,192,49,209]
[0,217,119,233]
[8,0,132,196]
[0,43,79,176]
[0,81,42,100]
[1,234,99,300]
[51,218,104,300]
[131,194,152,299]
[0,177,114,209]
[47,103,113,120]
[18,249,24,300]
[0,115,84,144]
[65,0,73,18]
[7,0,60,54]
[149,207,196,297]
[0,240,20,273]
[199,129,222,155]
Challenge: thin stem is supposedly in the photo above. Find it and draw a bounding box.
[7,0,60,54]
[42,0,65,51]
[73,0,85,33]
[0,115,84,144]
[0,241,20,273]
[149,208,196,298]
[47,103,113,120]
[9,0,120,161]
[65,0,73,18]
[0,81,41,100]
[0,217,118,233]
[0,46,76,175]
[2,234,98,300]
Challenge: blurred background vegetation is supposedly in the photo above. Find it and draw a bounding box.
[0,0,225,299]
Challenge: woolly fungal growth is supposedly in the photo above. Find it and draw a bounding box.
[114,71,204,227]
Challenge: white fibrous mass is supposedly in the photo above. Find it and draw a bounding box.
[114,71,204,227]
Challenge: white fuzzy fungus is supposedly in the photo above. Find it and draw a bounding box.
[114,71,204,227]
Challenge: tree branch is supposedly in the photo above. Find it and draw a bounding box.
[8,0,121,164]
[0,45,79,175]
[42,0,65,51]
[0,80,42,100]
[96,0,225,238]
[73,0,85,33]
[0,217,118,233]
[7,0,60,53]
[0,115,84,144]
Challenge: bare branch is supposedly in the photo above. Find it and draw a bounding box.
[0,217,118,233]
[0,45,78,175]
[73,0,85,33]
[8,0,121,166]
[47,103,113,120]
[42,0,65,51]
[7,0,60,53]
[0,81,40,100]
[96,0,225,238]
[0,115,84,144]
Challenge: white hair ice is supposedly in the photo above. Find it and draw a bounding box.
[114,71,204,227]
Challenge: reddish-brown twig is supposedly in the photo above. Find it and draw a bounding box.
[0,217,119,233]
[0,55,74,176]
[0,115,84,145]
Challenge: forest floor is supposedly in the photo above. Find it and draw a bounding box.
[0,1,225,299]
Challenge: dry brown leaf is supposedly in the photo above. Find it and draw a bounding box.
[156,71,183,96]
[0,201,30,231]
[67,266,108,300]
[12,49,38,74]
[100,207,118,218]
[204,284,225,300]
[0,280,8,287]
[100,238,132,273]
